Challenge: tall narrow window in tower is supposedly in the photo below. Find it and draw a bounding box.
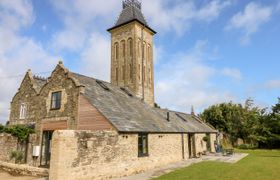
[143,42,146,60]
[130,63,133,81]
[143,66,146,83]
[128,38,133,57]
[148,45,151,61]
[116,67,118,82]
[115,43,119,60]
[138,64,141,82]
[122,65,125,80]
[148,68,151,85]
[121,40,125,58]
[138,40,141,58]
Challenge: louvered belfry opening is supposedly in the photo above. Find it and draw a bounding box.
[123,0,141,10]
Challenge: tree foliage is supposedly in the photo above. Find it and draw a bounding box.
[0,124,34,142]
[201,98,280,148]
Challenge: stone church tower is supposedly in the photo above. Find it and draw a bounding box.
[108,0,156,107]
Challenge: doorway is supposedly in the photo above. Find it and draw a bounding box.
[188,133,196,158]
[40,131,53,167]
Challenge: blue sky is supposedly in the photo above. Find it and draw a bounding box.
[0,0,280,123]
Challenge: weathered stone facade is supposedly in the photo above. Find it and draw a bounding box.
[9,70,40,126]
[37,63,81,131]
[109,21,155,107]
[8,62,84,166]
[0,133,18,163]
[50,130,191,180]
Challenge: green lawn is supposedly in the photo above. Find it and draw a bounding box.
[155,149,280,180]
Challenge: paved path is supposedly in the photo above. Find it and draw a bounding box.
[113,153,248,180]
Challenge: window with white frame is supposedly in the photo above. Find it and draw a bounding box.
[19,103,27,119]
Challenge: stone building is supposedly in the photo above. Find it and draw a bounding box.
[4,0,217,179]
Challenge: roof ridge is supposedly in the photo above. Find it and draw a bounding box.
[70,72,110,84]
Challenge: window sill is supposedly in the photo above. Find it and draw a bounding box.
[50,108,61,111]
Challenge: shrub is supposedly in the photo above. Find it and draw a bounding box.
[221,138,233,149]
[4,125,34,142]
[10,150,24,164]
[238,144,257,149]
[0,124,5,133]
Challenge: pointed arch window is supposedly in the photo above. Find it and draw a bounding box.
[19,103,27,119]
[128,38,133,57]
[122,65,125,80]
[148,45,151,61]
[121,40,125,58]
[114,43,119,60]
[130,63,133,81]
[138,40,141,58]
[116,67,119,81]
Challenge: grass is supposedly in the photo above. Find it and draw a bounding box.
[154,149,280,180]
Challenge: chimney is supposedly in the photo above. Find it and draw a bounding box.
[167,111,170,121]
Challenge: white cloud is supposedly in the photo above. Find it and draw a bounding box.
[0,0,58,124]
[80,33,111,81]
[49,0,120,52]
[195,0,232,22]
[221,68,242,81]
[226,2,273,44]
[155,41,236,113]
[142,0,232,35]
[265,80,280,89]
[0,0,35,31]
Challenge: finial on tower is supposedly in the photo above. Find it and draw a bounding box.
[123,0,141,10]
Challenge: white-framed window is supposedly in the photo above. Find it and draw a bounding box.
[19,103,27,119]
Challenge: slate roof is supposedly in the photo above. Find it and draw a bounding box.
[33,76,47,92]
[107,2,156,34]
[71,72,216,133]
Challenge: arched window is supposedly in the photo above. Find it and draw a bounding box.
[143,66,146,82]
[114,43,119,60]
[128,38,133,57]
[130,63,133,81]
[143,42,146,60]
[138,64,141,81]
[138,40,141,58]
[121,40,125,58]
[147,45,151,61]
[122,65,125,80]
[116,67,118,81]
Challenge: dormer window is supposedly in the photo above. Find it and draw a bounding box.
[51,91,62,110]
[19,103,27,119]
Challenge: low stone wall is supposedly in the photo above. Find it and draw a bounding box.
[50,130,189,180]
[0,161,49,177]
[0,133,18,162]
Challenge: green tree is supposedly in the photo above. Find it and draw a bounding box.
[201,99,263,145]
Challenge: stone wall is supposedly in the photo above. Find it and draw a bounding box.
[50,130,189,180]
[0,133,18,162]
[210,133,217,153]
[194,133,207,156]
[0,161,48,177]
